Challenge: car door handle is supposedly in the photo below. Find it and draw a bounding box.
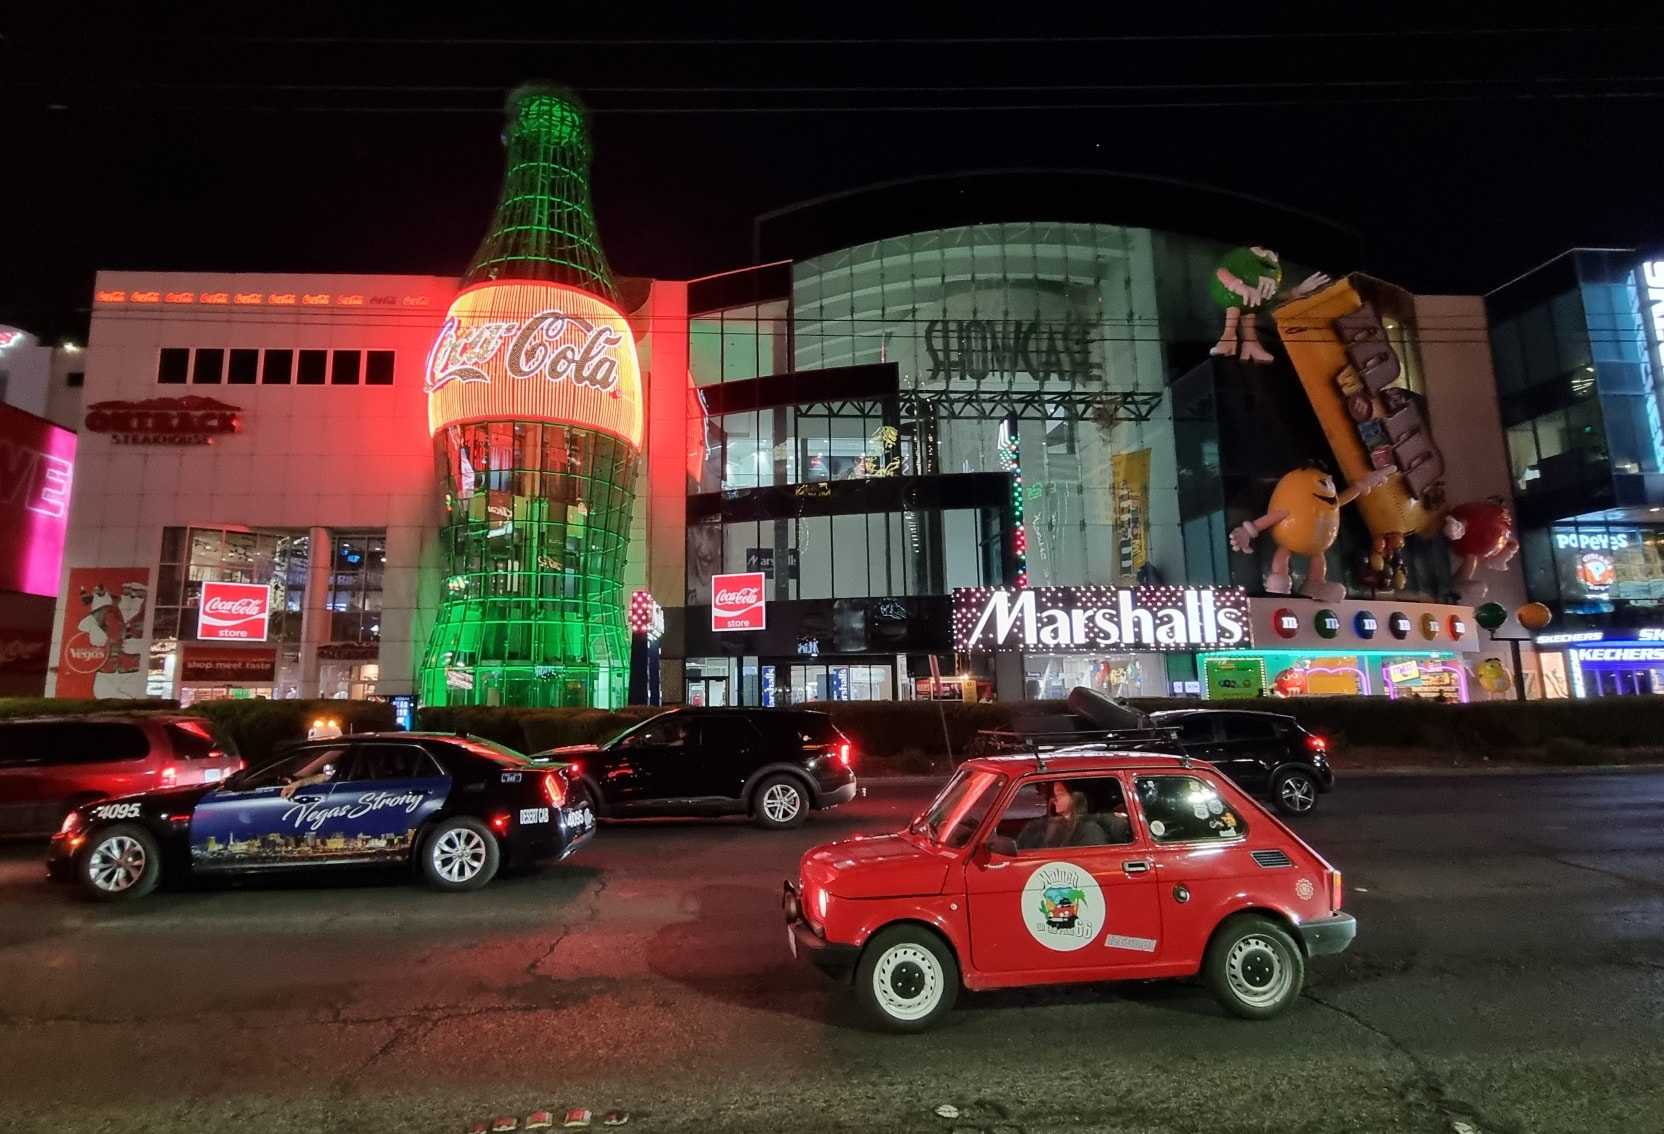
[1122,859,1152,875]
[290,795,323,804]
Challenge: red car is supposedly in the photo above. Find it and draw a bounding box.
[0,714,243,836]
[783,750,1355,1031]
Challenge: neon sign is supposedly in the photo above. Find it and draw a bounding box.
[424,280,643,446]
[954,585,1251,652]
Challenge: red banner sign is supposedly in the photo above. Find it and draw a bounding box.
[711,571,767,633]
[55,567,150,698]
[179,645,278,683]
[0,403,76,597]
[83,396,242,446]
[197,581,272,642]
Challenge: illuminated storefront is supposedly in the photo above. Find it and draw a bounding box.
[1535,629,1664,697]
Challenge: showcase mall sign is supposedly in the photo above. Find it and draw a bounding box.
[424,280,644,448]
[953,585,1252,652]
[84,396,242,445]
[197,581,271,642]
[711,571,767,633]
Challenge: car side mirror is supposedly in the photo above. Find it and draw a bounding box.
[970,842,991,867]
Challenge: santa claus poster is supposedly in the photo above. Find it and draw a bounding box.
[55,568,150,699]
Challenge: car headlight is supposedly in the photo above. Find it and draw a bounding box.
[817,886,829,921]
[59,810,83,835]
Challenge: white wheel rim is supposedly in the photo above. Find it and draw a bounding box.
[762,783,802,823]
[1281,776,1315,812]
[88,835,147,893]
[433,828,487,883]
[872,943,944,1021]
[1226,934,1293,1008]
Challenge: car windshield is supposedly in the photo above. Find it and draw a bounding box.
[443,737,530,766]
[912,768,1004,849]
[602,713,673,749]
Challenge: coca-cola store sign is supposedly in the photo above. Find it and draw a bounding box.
[953,585,1252,652]
[711,572,767,633]
[197,581,271,642]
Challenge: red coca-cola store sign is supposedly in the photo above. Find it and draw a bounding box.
[711,571,767,633]
[197,581,271,642]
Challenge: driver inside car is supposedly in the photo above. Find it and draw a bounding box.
[1017,782,1108,850]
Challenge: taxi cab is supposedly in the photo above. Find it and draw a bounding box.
[783,749,1355,1031]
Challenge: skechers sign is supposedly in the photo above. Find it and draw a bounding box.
[953,586,1251,652]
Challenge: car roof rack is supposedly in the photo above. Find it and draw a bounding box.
[969,725,1189,770]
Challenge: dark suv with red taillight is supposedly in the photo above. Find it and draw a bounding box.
[534,708,858,829]
[1149,709,1335,816]
[0,714,244,836]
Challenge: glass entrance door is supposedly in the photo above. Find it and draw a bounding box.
[780,662,893,703]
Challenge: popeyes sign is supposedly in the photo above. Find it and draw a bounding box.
[711,572,767,633]
[197,581,271,642]
[424,280,643,448]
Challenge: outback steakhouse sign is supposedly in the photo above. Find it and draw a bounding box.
[711,571,767,633]
[953,585,1252,652]
[84,396,242,445]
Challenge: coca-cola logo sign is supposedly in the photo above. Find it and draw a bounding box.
[426,311,623,396]
[84,396,242,446]
[424,281,644,449]
[711,571,767,633]
[197,581,272,642]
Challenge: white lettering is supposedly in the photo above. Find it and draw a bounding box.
[957,586,1252,652]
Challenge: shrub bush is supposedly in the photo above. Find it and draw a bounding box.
[0,698,176,720]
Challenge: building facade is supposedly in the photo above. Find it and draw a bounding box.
[1488,248,1664,696]
[49,158,1538,707]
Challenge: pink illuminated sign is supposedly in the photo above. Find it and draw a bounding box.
[0,404,76,597]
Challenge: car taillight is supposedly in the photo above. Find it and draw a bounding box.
[837,742,851,767]
[1329,870,1343,911]
[490,812,512,834]
[542,771,566,809]
[1306,733,1328,753]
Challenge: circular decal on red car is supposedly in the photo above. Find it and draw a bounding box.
[1023,861,1104,952]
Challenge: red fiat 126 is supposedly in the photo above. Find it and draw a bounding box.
[783,750,1355,1031]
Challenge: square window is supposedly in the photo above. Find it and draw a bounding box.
[263,349,293,384]
[227,348,259,384]
[331,350,361,385]
[365,350,395,385]
[297,350,327,385]
[158,348,189,383]
[192,348,224,383]
[67,371,84,388]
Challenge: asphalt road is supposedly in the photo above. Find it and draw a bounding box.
[0,770,1661,1134]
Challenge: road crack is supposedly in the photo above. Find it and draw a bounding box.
[1304,990,1522,1134]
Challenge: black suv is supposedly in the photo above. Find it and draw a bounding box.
[1149,709,1335,816]
[536,708,858,829]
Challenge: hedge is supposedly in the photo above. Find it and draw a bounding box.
[0,697,395,768]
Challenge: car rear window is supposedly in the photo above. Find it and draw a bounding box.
[6,721,152,765]
[1135,775,1247,843]
[1221,714,1278,740]
[164,719,239,759]
[794,714,840,744]
[432,736,529,767]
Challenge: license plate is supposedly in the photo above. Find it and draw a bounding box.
[787,925,798,959]
[567,806,594,831]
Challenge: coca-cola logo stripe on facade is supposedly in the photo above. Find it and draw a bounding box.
[711,571,767,633]
[197,581,272,642]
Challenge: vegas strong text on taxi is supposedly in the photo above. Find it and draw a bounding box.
[419,85,644,709]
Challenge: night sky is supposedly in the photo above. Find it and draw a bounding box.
[7,13,1664,343]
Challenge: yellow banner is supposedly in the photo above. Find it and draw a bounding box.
[1111,448,1151,583]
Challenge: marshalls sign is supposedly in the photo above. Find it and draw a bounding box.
[953,585,1252,652]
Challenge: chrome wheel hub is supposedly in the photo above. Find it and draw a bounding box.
[433,828,487,883]
[88,835,146,893]
[762,783,802,824]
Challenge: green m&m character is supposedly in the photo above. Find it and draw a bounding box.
[1209,245,1329,365]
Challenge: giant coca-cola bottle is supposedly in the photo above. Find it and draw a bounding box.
[419,84,643,708]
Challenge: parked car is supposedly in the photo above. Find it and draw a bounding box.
[0,714,243,837]
[536,707,857,829]
[48,732,594,901]
[783,749,1355,1031]
[1148,709,1334,815]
